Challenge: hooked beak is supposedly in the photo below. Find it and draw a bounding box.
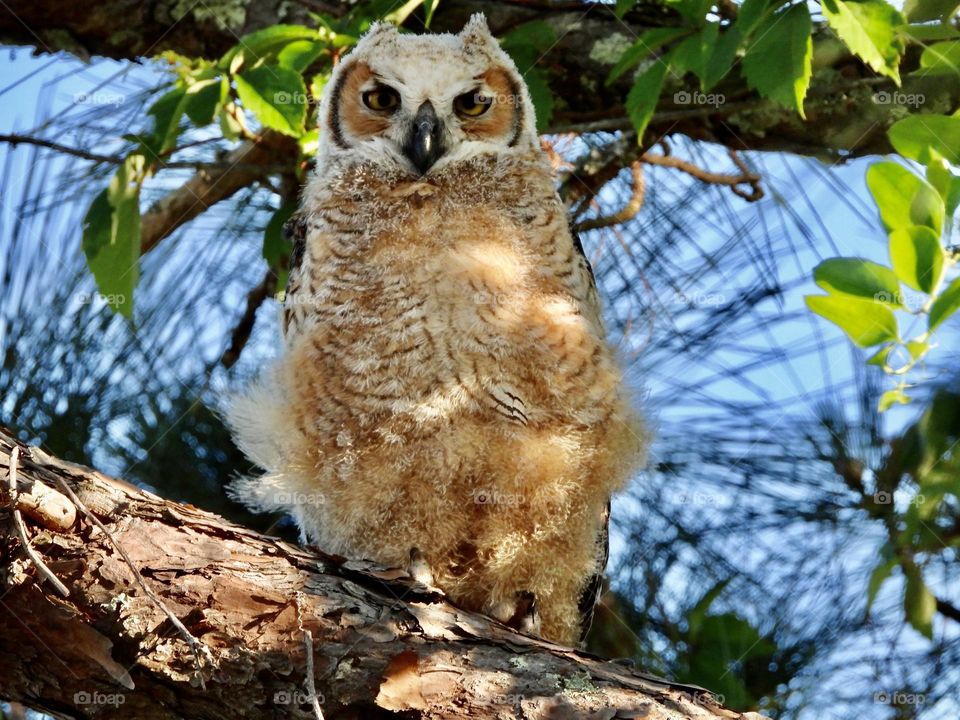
[404,101,445,175]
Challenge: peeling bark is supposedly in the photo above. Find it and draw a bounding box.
[0,430,768,719]
[1,1,957,159]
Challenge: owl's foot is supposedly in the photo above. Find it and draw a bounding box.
[407,547,443,593]
[487,590,541,636]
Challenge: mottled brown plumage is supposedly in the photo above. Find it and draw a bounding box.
[229,15,646,646]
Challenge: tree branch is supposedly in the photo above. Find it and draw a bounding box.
[1,1,957,159]
[0,428,767,719]
[139,131,296,254]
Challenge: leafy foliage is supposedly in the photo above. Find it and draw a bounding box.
[807,114,960,410]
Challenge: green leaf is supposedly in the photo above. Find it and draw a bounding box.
[263,202,298,290]
[736,0,783,37]
[298,128,320,157]
[615,0,635,17]
[889,226,945,293]
[866,556,898,615]
[703,26,741,90]
[277,40,326,72]
[889,115,960,166]
[900,23,960,41]
[903,566,936,638]
[235,65,308,137]
[742,3,813,117]
[919,41,960,76]
[671,22,719,88]
[814,258,903,306]
[906,339,930,359]
[925,152,960,216]
[144,87,187,156]
[666,0,712,23]
[218,25,319,72]
[606,27,691,84]
[219,103,244,141]
[81,155,144,319]
[806,294,899,347]
[501,21,557,130]
[929,276,960,330]
[924,47,960,84]
[879,387,911,411]
[626,59,671,141]
[184,76,225,126]
[867,344,893,366]
[867,162,944,235]
[686,579,731,642]
[821,0,904,83]
[501,20,556,54]
[422,0,440,27]
[903,0,960,23]
[524,69,555,132]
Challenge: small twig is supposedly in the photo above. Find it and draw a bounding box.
[221,270,279,368]
[573,161,646,233]
[51,473,212,689]
[6,447,70,597]
[0,133,288,173]
[296,592,326,720]
[641,149,763,201]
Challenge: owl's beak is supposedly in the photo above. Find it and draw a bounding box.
[404,101,445,175]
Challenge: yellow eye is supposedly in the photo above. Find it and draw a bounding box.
[362,87,400,112]
[454,91,492,117]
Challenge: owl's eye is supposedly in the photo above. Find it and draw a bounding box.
[454,91,493,117]
[362,87,400,112]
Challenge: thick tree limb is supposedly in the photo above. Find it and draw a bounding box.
[0,429,768,719]
[1,1,958,159]
[139,131,296,254]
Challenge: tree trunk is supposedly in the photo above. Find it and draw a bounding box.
[1,0,957,158]
[0,429,767,720]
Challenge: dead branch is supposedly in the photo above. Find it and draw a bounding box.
[573,162,646,233]
[220,270,279,369]
[0,428,767,720]
[641,150,763,202]
[139,132,298,255]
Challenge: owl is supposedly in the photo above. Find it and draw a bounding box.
[228,14,646,647]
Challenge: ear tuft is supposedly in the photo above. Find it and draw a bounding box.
[360,21,399,43]
[460,13,496,45]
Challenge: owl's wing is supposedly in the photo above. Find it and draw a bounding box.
[570,225,606,335]
[578,499,610,645]
[280,212,308,336]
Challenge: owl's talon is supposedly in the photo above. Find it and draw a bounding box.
[487,590,541,635]
[513,591,541,635]
[408,547,441,592]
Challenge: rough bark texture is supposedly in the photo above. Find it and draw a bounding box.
[1,0,958,159]
[0,429,768,720]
